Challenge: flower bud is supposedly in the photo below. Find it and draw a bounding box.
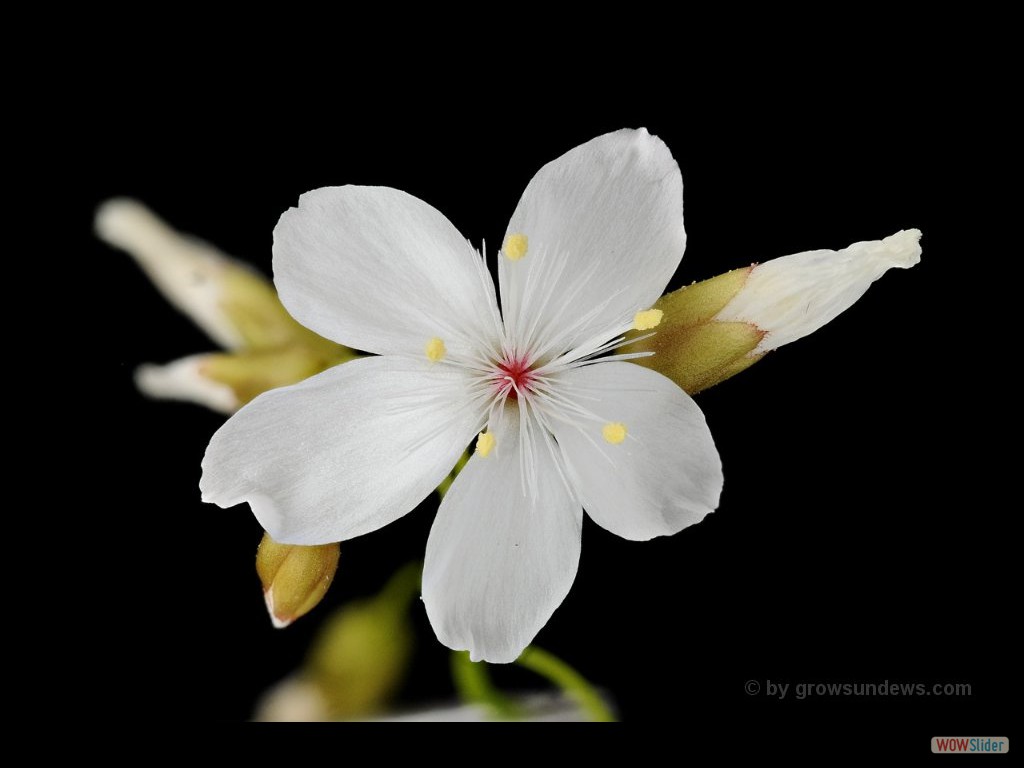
[96,198,356,410]
[622,267,763,394]
[625,229,922,393]
[96,198,249,349]
[304,564,418,717]
[715,229,922,353]
[256,533,340,629]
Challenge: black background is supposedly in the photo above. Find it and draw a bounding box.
[63,48,1011,754]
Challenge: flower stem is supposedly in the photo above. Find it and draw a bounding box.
[450,651,523,719]
[437,451,469,499]
[516,646,616,722]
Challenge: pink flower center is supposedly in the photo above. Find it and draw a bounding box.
[493,355,536,401]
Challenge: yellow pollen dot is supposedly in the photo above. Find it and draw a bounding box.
[602,422,627,445]
[504,233,528,261]
[633,308,664,331]
[425,337,446,362]
[476,431,495,457]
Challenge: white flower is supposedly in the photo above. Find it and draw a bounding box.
[201,129,723,663]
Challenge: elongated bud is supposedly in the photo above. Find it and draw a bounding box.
[716,229,922,353]
[96,198,247,348]
[96,198,348,350]
[256,533,340,629]
[624,229,922,393]
[97,198,356,410]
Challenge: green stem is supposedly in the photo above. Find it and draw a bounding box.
[437,451,470,498]
[451,651,522,720]
[517,647,616,722]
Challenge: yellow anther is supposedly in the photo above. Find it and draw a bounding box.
[633,308,664,331]
[504,233,529,261]
[476,431,495,457]
[425,337,446,362]
[602,422,627,445]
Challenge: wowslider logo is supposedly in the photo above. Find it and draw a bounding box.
[932,737,1009,754]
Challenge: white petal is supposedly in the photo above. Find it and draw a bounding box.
[501,129,685,358]
[135,355,239,413]
[423,406,582,664]
[95,198,246,349]
[273,187,501,358]
[201,356,482,544]
[548,362,722,541]
[716,229,923,354]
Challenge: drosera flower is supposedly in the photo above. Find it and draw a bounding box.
[200,129,923,663]
[202,129,723,662]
